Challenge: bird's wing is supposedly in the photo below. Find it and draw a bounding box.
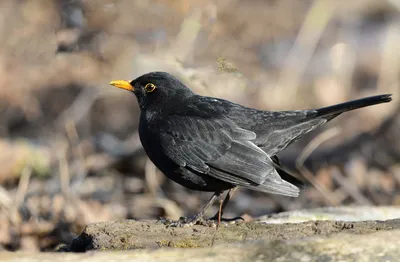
[158,115,285,186]
[258,117,327,155]
[227,108,328,155]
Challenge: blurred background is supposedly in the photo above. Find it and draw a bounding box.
[0,0,399,251]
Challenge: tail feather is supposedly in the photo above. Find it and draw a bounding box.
[314,94,392,119]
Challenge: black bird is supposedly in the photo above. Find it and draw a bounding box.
[110,72,392,225]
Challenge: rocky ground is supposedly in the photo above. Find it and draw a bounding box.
[3,207,400,261]
[69,214,400,251]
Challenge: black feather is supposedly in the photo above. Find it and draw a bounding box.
[315,94,392,119]
[271,156,306,189]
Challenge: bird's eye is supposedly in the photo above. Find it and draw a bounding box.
[144,83,156,93]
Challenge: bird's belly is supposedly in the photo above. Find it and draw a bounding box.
[139,120,233,192]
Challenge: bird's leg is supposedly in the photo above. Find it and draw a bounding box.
[189,191,221,223]
[208,187,243,223]
[167,192,221,227]
[217,193,224,227]
[214,187,236,219]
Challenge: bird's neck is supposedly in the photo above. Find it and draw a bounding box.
[141,108,159,123]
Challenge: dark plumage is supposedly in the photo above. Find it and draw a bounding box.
[110,72,392,225]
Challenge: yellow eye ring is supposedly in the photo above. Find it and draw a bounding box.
[144,83,156,92]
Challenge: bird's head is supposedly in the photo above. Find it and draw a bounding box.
[110,72,194,111]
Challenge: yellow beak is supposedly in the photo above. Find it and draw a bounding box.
[109,80,134,91]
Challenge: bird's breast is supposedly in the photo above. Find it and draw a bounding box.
[139,114,159,155]
[138,113,172,171]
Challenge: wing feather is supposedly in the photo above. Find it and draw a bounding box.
[158,114,296,190]
[260,118,326,155]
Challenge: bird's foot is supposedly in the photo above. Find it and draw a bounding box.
[160,216,201,227]
[159,215,244,228]
[197,216,244,227]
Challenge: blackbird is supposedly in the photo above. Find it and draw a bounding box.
[110,72,392,225]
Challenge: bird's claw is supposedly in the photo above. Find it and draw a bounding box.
[159,215,244,227]
[209,215,245,224]
[201,216,244,227]
[160,216,197,227]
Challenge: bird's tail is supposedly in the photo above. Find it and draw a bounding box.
[314,94,392,119]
